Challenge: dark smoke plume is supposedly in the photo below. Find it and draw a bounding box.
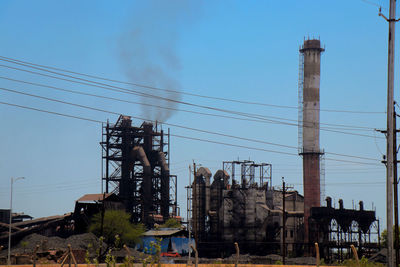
[119,1,201,122]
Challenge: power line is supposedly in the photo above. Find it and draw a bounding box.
[0,69,382,139]
[0,86,380,162]
[0,99,381,165]
[0,101,103,123]
[293,181,385,185]
[0,64,303,124]
[0,60,292,122]
[168,122,378,161]
[275,167,383,171]
[1,182,99,195]
[0,63,379,131]
[0,63,378,130]
[0,179,98,190]
[0,55,385,114]
[361,0,387,9]
[0,180,99,194]
[0,76,281,125]
[171,134,381,166]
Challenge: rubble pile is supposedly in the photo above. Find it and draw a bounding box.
[0,233,107,264]
[0,233,147,264]
[0,233,104,256]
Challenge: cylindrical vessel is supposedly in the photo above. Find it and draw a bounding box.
[300,39,324,242]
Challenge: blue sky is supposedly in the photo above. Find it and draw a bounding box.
[0,0,394,229]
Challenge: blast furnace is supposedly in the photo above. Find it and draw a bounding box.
[101,115,177,226]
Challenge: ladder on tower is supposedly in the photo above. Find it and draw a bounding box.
[320,152,326,204]
[187,166,193,234]
[298,52,304,154]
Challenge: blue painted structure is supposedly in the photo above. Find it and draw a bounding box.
[137,228,194,255]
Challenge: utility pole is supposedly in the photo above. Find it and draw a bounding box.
[394,104,399,267]
[193,161,197,246]
[282,178,286,265]
[8,177,24,265]
[192,161,198,257]
[100,192,106,237]
[281,177,293,265]
[188,164,192,265]
[379,2,398,266]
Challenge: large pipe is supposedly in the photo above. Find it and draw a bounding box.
[197,167,212,215]
[158,152,169,173]
[158,151,170,220]
[193,167,211,241]
[213,170,230,188]
[210,170,230,237]
[129,146,152,224]
[130,146,151,167]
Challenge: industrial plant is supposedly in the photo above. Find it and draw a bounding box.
[0,39,383,263]
[100,115,178,226]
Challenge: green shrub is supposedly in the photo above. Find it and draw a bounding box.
[89,210,145,246]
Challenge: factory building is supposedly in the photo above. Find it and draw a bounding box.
[189,160,380,258]
[191,160,304,257]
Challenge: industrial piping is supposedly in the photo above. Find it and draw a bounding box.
[129,146,152,222]
[158,151,170,219]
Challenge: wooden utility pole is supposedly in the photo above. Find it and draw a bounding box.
[100,192,106,237]
[281,177,293,265]
[282,178,286,265]
[379,2,397,266]
[192,162,198,248]
[394,105,399,267]
[188,164,192,265]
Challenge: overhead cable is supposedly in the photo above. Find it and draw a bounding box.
[0,55,385,114]
[0,99,381,165]
[0,86,380,161]
[0,63,377,130]
[0,69,382,139]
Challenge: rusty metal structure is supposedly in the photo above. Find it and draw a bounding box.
[188,159,380,259]
[190,160,287,257]
[222,160,272,189]
[101,115,177,226]
[309,197,380,261]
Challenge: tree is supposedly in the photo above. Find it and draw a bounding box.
[160,218,181,229]
[381,226,400,247]
[89,210,145,246]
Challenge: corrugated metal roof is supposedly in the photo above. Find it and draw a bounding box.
[142,228,184,236]
[76,193,113,203]
[13,213,72,228]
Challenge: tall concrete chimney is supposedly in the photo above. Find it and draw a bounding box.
[299,39,324,243]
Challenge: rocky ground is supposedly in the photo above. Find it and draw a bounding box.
[0,233,146,264]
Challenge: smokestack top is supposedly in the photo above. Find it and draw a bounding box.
[326,196,332,208]
[300,39,325,52]
[121,116,132,127]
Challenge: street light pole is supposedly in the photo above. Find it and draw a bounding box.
[8,177,24,265]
